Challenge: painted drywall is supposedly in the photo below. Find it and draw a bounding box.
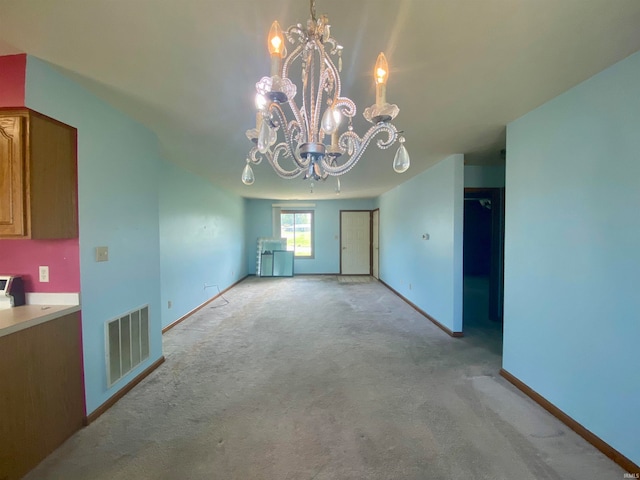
[0,54,80,293]
[464,165,505,188]
[503,51,640,464]
[245,198,376,275]
[26,56,163,415]
[159,159,246,328]
[378,154,464,333]
[0,239,79,292]
[0,54,25,106]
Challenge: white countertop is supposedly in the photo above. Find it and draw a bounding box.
[0,303,81,338]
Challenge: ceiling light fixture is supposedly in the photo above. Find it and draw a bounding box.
[243,0,410,186]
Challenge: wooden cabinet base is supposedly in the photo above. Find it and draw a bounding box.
[0,312,85,480]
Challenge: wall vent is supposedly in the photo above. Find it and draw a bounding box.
[106,305,150,387]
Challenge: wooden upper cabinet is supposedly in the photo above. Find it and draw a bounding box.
[0,116,25,235]
[0,109,78,239]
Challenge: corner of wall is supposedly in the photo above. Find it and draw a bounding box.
[378,154,465,334]
[452,154,464,332]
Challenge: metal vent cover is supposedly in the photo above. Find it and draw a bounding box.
[106,305,150,387]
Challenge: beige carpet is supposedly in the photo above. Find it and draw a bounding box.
[337,275,375,284]
[25,276,623,479]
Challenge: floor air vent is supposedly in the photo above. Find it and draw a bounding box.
[106,305,150,387]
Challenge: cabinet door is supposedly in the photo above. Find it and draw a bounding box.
[0,116,25,236]
[0,311,85,480]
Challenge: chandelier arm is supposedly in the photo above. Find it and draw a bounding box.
[269,103,309,172]
[311,39,336,142]
[267,143,306,179]
[321,50,356,119]
[314,54,334,140]
[309,42,318,142]
[322,52,357,122]
[248,146,263,165]
[268,103,295,157]
[250,137,309,178]
[285,99,307,147]
[313,68,324,138]
[316,42,336,141]
[322,49,341,100]
[323,37,340,56]
[300,48,311,142]
[319,123,398,176]
[268,105,309,170]
[282,42,303,79]
[281,43,308,139]
[285,25,307,46]
[334,97,356,120]
[282,123,308,169]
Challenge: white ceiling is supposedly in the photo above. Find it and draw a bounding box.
[2,0,640,200]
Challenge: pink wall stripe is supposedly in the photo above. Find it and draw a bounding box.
[0,239,80,292]
[0,54,80,294]
[0,54,26,107]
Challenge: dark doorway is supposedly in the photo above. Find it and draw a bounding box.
[463,188,505,350]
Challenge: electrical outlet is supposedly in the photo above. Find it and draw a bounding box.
[39,266,49,283]
[168,300,172,309]
[409,283,412,290]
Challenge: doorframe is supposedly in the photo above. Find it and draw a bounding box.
[372,208,380,279]
[463,187,505,323]
[339,210,373,275]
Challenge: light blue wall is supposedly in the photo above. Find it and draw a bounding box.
[245,198,376,274]
[504,51,640,464]
[26,57,163,414]
[378,155,464,333]
[159,160,246,328]
[464,165,505,188]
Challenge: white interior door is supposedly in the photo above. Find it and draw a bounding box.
[372,209,379,279]
[341,211,371,275]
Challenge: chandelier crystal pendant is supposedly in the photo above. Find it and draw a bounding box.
[243,0,410,186]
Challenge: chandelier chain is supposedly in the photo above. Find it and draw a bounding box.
[310,0,317,21]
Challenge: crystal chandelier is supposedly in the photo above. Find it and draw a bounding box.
[242,0,410,187]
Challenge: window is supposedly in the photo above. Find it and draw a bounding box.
[280,210,314,258]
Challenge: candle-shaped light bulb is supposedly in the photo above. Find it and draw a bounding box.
[375,52,389,106]
[268,21,284,77]
[375,53,389,84]
[330,109,341,148]
[255,93,267,111]
[268,21,284,55]
[321,107,339,134]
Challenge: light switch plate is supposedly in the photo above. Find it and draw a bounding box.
[96,246,109,262]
